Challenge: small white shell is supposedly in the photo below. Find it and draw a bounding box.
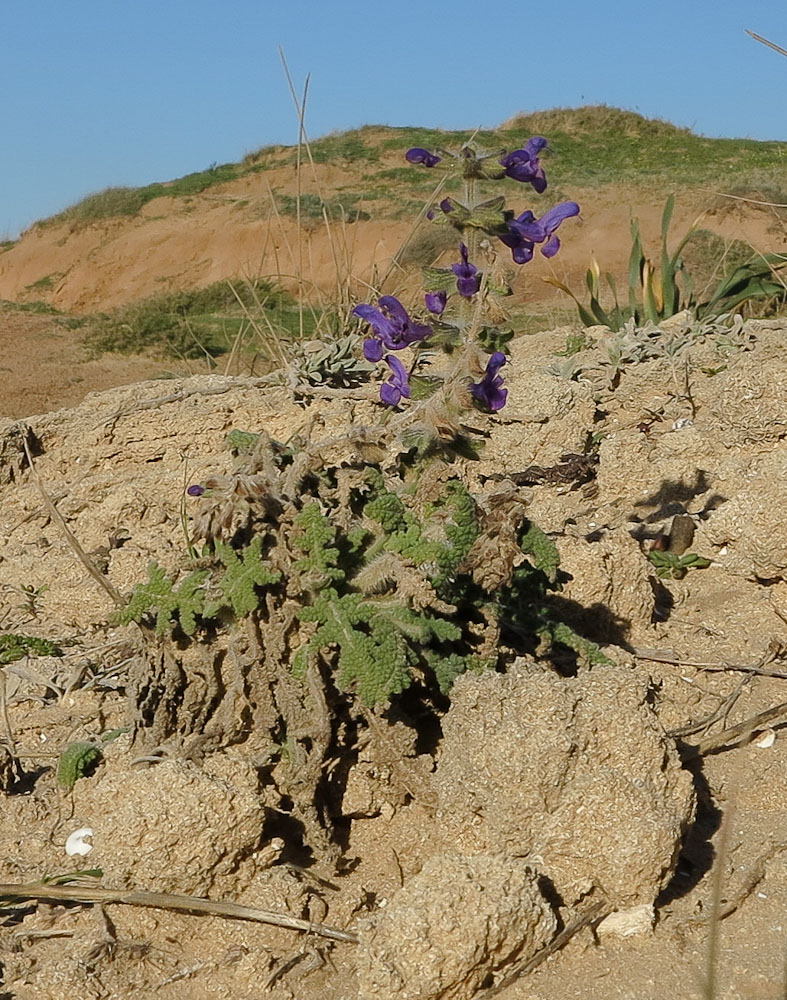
[65,827,94,857]
[754,729,777,749]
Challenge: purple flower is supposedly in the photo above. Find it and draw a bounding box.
[500,137,548,192]
[500,201,580,265]
[406,147,441,168]
[187,484,205,497]
[451,243,481,298]
[380,354,411,407]
[426,197,455,221]
[471,352,508,411]
[353,295,432,361]
[425,290,447,315]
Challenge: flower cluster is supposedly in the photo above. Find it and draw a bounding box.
[354,133,579,415]
[352,297,429,406]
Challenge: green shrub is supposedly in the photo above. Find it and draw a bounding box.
[83,278,302,358]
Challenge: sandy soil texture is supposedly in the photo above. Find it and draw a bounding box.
[1,313,787,998]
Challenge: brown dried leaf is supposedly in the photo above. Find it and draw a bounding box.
[461,491,529,591]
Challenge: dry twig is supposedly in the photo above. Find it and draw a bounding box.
[0,881,358,944]
[21,439,123,607]
[479,900,609,996]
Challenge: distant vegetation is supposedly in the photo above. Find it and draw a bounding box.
[40,163,244,227]
[84,278,311,359]
[31,106,787,230]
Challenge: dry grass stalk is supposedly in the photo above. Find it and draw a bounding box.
[0,881,359,944]
[21,437,123,607]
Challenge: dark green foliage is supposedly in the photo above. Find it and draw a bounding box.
[56,742,103,791]
[477,326,514,354]
[214,536,281,617]
[292,502,343,588]
[0,634,62,664]
[225,429,261,455]
[118,538,281,634]
[520,521,561,583]
[539,621,612,666]
[290,499,470,703]
[294,593,416,704]
[121,427,606,707]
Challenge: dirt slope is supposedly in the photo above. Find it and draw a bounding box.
[0,158,784,319]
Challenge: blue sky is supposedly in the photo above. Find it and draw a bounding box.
[2,0,786,239]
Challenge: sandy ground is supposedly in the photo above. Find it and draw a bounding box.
[0,313,787,997]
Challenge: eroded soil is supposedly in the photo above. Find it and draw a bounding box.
[0,312,787,998]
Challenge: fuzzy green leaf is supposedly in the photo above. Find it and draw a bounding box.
[214,536,281,617]
[293,502,343,587]
[118,563,211,635]
[520,522,560,583]
[57,742,103,791]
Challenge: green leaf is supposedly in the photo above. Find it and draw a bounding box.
[520,522,560,583]
[0,634,63,664]
[118,563,211,635]
[225,429,261,454]
[57,742,103,791]
[214,535,281,617]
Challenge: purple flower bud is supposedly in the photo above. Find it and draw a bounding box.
[405,147,441,168]
[187,484,205,497]
[427,197,455,221]
[425,290,447,315]
[451,243,481,298]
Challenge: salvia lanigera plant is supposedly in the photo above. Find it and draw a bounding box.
[120,134,602,761]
